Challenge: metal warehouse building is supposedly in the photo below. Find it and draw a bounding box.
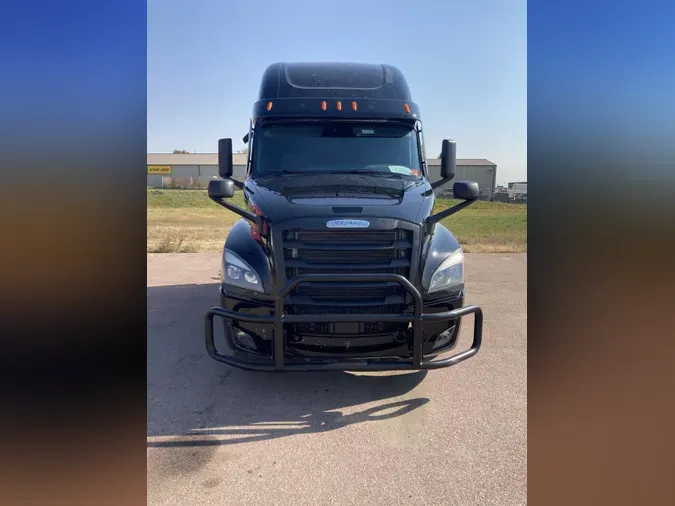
[147,153,497,200]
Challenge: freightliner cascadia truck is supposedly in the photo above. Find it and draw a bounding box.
[204,62,484,371]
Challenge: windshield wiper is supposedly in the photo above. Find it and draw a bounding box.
[336,168,408,178]
[261,168,410,178]
[341,168,381,174]
[260,169,308,177]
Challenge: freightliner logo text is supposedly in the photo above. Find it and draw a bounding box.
[326,220,370,228]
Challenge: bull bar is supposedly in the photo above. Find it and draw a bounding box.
[205,273,483,371]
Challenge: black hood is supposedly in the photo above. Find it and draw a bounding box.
[245,173,435,225]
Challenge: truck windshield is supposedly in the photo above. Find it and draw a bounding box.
[252,121,422,178]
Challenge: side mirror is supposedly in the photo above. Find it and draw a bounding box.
[208,176,259,226]
[440,139,456,180]
[218,138,233,178]
[425,179,480,229]
[208,178,235,199]
[453,181,479,200]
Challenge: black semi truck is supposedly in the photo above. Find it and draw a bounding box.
[205,62,484,372]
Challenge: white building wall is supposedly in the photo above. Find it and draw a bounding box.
[147,164,247,188]
[147,157,496,199]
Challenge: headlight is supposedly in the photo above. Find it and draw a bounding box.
[428,249,464,294]
[223,249,264,293]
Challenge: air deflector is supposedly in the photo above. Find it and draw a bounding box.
[285,62,385,90]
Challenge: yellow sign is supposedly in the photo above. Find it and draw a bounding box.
[148,165,172,174]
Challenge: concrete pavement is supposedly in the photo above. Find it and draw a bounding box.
[147,253,527,505]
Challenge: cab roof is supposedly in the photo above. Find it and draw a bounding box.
[254,62,419,120]
[258,62,413,100]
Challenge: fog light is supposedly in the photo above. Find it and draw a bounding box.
[433,326,456,350]
[235,329,257,351]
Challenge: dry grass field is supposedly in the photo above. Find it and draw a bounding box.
[147,189,527,253]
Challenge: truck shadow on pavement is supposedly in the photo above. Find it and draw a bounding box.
[147,283,430,448]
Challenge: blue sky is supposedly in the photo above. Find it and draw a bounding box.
[148,0,526,185]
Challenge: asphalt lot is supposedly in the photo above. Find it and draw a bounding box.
[147,253,527,506]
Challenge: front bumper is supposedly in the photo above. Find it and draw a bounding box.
[205,273,483,371]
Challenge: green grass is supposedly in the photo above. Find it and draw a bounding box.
[147,188,246,208]
[430,198,527,252]
[147,189,526,253]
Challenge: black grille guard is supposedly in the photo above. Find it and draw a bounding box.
[205,273,483,371]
